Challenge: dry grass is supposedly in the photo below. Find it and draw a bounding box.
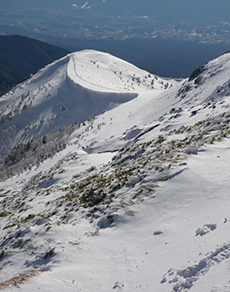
[0,270,41,290]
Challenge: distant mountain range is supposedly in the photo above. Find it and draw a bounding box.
[0,35,69,96]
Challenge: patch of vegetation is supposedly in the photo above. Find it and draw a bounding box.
[0,211,10,218]
[44,247,55,259]
[0,122,81,181]
[12,239,31,249]
[80,188,106,208]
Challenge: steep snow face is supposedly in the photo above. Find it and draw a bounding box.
[0,50,175,153]
[67,50,172,92]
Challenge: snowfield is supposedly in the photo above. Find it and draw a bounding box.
[0,50,230,291]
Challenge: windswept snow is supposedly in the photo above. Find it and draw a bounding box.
[0,50,174,153]
[67,50,172,92]
[1,50,230,291]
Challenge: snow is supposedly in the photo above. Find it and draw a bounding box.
[3,140,230,292]
[0,50,175,151]
[1,49,230,291]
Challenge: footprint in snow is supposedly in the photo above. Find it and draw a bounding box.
[153,231,163,236]
[153,225,170,236]
[161,242,230,291]
[195,224,217,236]
[113,282,124,289]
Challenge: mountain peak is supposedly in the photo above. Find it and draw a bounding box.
[67,50,172,92]
[0,50,176,153]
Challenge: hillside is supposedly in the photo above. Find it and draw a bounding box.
[0,50,230,291]
[0,35,69,96]
[0,50,174,159]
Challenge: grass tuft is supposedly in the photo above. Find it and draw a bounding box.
[0,270,41,289]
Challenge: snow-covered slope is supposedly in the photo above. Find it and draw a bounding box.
[1,50,230,291]
[0,50,173,154]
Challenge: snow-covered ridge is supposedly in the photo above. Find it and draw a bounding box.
[67,50,173,92]
[177,51,230,103]
[0,50,175,154]
[1,51,230,291]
